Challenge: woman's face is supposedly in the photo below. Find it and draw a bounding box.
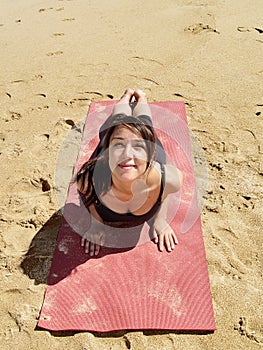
[108,125,148,182]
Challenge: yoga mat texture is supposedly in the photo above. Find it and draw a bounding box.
[38,101,216,332]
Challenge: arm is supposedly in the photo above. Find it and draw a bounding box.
[77,176,106,257]
[152,164,183,252]
[80,204,106,256]
[152,194,177,252]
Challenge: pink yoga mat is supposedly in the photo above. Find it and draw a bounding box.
[38,101,216,332]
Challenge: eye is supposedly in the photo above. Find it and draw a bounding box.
[113,142,124,148]
[134,142,145,150]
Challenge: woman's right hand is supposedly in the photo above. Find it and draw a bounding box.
[81,217,106,256]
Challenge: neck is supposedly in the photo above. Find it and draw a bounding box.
[111,174,133,195]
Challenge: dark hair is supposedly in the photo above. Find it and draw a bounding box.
[76,113,157,207]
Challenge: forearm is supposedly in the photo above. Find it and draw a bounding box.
[155,195,170,226]
[152,194,178,251]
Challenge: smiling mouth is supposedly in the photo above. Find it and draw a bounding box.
[118,163,136,170]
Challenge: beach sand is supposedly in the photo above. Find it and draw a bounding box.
[0,0,262,349]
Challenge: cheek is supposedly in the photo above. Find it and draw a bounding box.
[109,149,121,169]
[135,150,147,162]
[109,148,122,158]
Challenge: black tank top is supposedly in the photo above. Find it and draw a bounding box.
[93,163,165,227]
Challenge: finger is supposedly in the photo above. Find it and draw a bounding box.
[172,231,178,245]
[152,230,158,244]
[167,227,178,246]
[164,233,172,252]
[89,242,95,256]
[168,229,176,250]
[85,240,90,254]
[94,244,100,256]
[158,234,164,252]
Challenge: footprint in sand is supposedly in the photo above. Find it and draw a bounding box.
[11,79,24,83]
[0,132,6,141]
[234,317,263,344]
[38,8,53,13]
[62,18,75,22]
[39,7,64,13]
[63,97,90,107]
[8,304,40,332]
[27,93,49,112]
[32,74,43,80]
[255,103,263,117]
[129,56,164,67]
[4,111,22,122]
[30,174,52,193]
[46,51,63,56]
[12,76,43,83]
[71,98,90,106]
[237,26,263,34]
[35,93,46,98]
[28,105,49,112]
[40,178,51,192]
[140,77,159,86]
[210,228,253,279]
[237,26,251,32]
[58,92,104,106]
[12,143,23,158]
[236,194,255,210]
[209,162,223,171]
[52,33,65,37]
[0,133,5,155]
[185,23,220,34]
[204,190,224,213]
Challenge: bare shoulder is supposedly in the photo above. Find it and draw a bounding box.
[146,162,182,194]
[146,161,162,188]
[163,164,183,195]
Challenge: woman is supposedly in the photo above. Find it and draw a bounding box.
[77,89,182,256]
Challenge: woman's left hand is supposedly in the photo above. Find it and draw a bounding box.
[152,218,178,252]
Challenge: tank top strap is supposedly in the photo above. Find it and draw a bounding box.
[158,162,165,202]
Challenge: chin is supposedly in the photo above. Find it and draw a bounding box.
[119,174,138,181]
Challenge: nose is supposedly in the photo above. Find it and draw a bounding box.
[122,142,133,158]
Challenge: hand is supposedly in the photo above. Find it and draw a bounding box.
[81,218,106,256]
[152,218,178,252]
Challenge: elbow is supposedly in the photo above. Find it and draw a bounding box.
[178,169,183,190]
[172,168,183,193]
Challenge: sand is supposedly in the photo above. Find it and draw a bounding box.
[0,0,262,349]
